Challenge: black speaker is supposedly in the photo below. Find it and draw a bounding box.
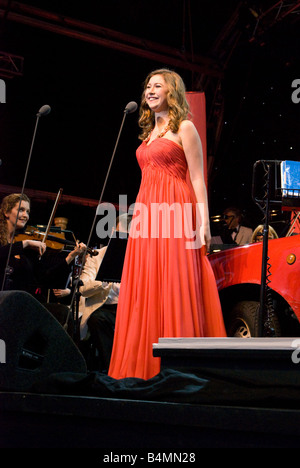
[0,290,87,391]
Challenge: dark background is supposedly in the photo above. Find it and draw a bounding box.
[0,0,299,245]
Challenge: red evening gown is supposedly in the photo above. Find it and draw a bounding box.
[108,137,226,380]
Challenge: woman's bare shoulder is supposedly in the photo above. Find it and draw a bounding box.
[178,119,198,136]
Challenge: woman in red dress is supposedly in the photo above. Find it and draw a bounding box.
[108,69,226,380]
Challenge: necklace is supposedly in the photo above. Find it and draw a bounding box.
[144,124,170,143]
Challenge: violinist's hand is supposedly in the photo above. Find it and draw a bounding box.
[53,288,71,298]
[23,239,47,256]
[65,242,87,264]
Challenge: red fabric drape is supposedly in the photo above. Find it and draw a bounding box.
[186,91,207,187]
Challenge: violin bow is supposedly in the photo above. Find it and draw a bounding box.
[42,188,63,244]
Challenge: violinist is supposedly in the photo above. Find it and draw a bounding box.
[0,193,86,302]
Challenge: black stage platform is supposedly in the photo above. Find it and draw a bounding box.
[1,389,300,449]
[1,337,300,448]
[154,337,300,386]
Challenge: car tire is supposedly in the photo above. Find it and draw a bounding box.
[227,300,281,337]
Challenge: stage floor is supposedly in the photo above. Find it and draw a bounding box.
[1,390,300,448]
[1,337,300,448]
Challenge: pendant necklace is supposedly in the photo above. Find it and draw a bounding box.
[145,124,170,144]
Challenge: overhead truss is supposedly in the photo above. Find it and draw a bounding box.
[0,0,222,78]
[0,0,298,179]
[248,1,300,41]
[0,50,24,79]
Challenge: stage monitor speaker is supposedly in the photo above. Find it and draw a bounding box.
[0,290,87,391]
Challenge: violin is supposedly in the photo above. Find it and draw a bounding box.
[14,226,98,256]
[13,189,98,257]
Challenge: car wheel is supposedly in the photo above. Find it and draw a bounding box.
[227,300,281,337]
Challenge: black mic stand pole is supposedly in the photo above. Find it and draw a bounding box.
[64,101,138,338]
[69,258,83,342]
[1,105,51,291]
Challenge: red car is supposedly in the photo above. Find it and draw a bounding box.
[208,234,300,337]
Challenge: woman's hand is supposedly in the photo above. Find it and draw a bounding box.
[65,242,87,264]
[23,239,47,256]
[53,288,71,298]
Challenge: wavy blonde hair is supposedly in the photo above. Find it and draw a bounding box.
[0,193,30,246]
[138,68,190,141]
[251,224,278,243]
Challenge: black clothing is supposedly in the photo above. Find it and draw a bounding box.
[0,241,75,337]
[0,241,71,300]
[86,303,117,372]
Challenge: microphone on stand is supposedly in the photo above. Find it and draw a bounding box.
[1,104,51,291]
[88,99,138,229]
[65,101,138,335]
[37,104,51,117]
[124,101,138,114]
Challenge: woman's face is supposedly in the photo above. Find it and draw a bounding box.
[145,74,169,113]
[5,200,30,231]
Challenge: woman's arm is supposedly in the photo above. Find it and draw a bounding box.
[179,119,211,250]
[22,239,46,256]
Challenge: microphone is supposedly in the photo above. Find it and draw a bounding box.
[64,100,137,327]
[37,104,51,117]
[124,101,138,114]
[1,104,51,291]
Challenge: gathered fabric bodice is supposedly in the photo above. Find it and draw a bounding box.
[137,138,188,180]
[135,138,196,212]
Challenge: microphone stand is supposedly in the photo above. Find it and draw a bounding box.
[1,105,51,291]
[64,101,137,338]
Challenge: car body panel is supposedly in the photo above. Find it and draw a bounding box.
[208,235,300,320]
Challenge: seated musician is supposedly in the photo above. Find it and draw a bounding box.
[79,214,131,372]
[0,193,86,329]
[222,206,253,245]
[251,224,278,243]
